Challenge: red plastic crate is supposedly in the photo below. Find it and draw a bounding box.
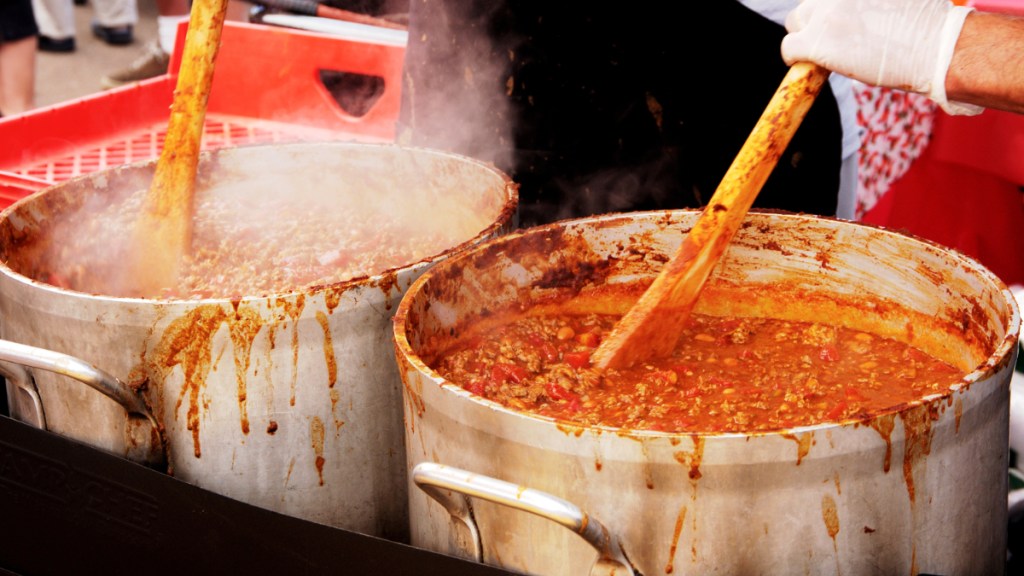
[0,19,406,205]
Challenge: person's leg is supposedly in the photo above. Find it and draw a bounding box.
[91,0,137,45]
[31,0,76,51]
[99,0,187,88]
[0,35,37,115]
[156,0,189,54]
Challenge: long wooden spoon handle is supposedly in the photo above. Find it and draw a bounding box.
[591,62,830,371]
[135,0,229,295]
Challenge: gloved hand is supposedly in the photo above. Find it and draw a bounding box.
[782,0,983,115]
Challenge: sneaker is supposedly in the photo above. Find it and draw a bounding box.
[91,22,134,45]
[38,35,76,53]
[100,42,170,89]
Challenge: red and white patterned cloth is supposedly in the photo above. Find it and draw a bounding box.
[853,82,937,219]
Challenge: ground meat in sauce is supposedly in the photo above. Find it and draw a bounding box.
[41,187,461,299]
[433,312,964,433]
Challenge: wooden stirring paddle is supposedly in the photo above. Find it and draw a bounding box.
[130,0,229,297]
[590,62,830,371]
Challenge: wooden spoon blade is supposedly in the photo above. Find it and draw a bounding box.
[131,0,229,297]
[591,62,830,371]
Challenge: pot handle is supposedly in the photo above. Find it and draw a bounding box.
[0,361,46,428]
[0,338,165,468]
[413,462,635,576]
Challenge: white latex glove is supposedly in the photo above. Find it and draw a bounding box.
[782,0,983,115]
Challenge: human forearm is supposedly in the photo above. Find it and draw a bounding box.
[946,11,1024,114]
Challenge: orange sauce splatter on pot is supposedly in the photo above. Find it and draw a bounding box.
[673,436,704,481]
[640,439,654,489]
[227,305,264,435]
[273,295,306,406]
[869,413,896,473]
[783,432,814,465]
[955,396,964,433]
[665,505,687,574]
[154,303,266,457]
[158,305,228,458]
[671,436,704,564]
[822,494,839,541]
[324,285,343,313]
[311,416,326,486]
[315,310,338,388]
[822,493,840,572]
[330,389,345,432]
[375,270,400,310]
[900,404,936,503]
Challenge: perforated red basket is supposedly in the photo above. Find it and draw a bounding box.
[0,19,405,207]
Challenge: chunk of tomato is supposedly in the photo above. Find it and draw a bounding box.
[576,331,600,348]
[491,363,529,385]
[546,382,578,402]
[826,401,848,420]
[465,380,487,397]
[563,351,591,369]
[528,335,559,362]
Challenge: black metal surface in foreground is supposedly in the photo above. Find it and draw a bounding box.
[0,416,518,576]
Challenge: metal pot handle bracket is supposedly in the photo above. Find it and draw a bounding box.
[413,462,635,576]
[0,360,45,428]
[0,339,166,469]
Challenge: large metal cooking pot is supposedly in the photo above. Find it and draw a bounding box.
[393,210,1020,575]
[0,141,517,540]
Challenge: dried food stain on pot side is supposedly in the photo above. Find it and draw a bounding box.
[673,436,704,482]
[665,505,687,575]
[323,285,343,313]
[782,431,815,465]
[372,271,400,310]
[311,416,326,486]
[821,494,840,547]
[665,438,705,568]
[555,421,586,438]
[152,303,266,457]
[274,294,306,406]
[900,404,937,504]
[914,260,946,287]
[505,226,611,292]
[535,256,611,293]
[955,397,963,433]
[155,305,229,458]
[868,413,896,473]
[314,309,346,432]
[315,311,338,388]
[227,305,264,435]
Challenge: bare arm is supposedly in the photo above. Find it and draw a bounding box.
[946,12,1024,115]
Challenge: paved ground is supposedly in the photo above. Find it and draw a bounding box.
[35,0,159,108]
[35,1,252,109]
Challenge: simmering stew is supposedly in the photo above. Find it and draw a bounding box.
[433,310,964,432]
[33,185,463,299]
